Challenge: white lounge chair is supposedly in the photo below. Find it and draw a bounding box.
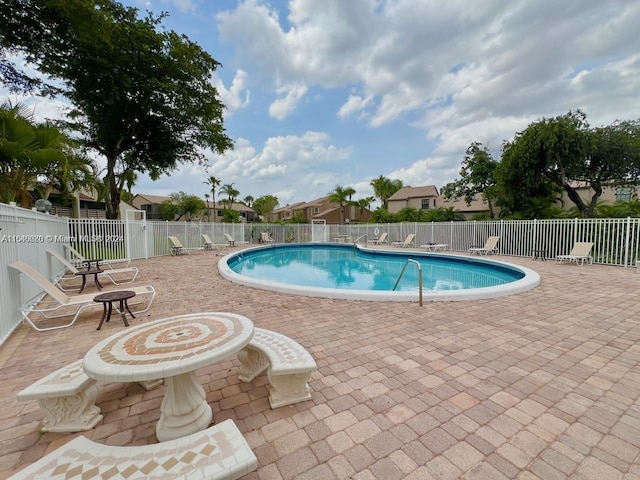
[8,261,155,331]
[370,232,388,245]
[63,244,131,269]
[47,249,138,290]
[261,232,275,243]
[556,242,594,265]
[202,234,218,251]
[224,233,246,247]
[392,233,415,248]
[168,236,191,255]
[469,236,500,255]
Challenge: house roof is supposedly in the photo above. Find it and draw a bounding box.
[133,193,256,213]
[295,196,331,209]
[132,193,174,205]
[273,201,306,214]
[388,185,439,201]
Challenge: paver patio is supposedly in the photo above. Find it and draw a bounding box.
[1,247,640,479]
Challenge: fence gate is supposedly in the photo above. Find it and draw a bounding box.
[311,219,327,242]
[124,209,148,260]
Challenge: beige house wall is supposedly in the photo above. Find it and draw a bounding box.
[388,197,438,213]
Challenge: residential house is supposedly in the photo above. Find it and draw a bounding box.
[437,182,638,220]
[209,202,259,223]
[388,186,440,214]
[130,193,259,222]
[130,194,169,220]
[46,189,133,219]
[438,193,495,219]
[269,201,306,222]
[268,196,372,224]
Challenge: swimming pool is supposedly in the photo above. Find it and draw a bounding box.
[218,243,540,302]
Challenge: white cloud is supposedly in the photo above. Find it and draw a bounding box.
[217,0,640,134]
[268,84,307,120]
[337,94,373,120]
[195,131,352,201]
[211,69,250,114]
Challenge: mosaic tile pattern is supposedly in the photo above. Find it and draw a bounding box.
[8,419,257,479]
[83,312,254,382]
[251,328,316,374]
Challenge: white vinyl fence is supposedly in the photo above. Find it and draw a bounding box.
[2,199,640,345]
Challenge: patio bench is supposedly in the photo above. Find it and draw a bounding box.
[8,419,257,480]
[17,359,102,433]
[18,360,162,433]
[238,327,317,408]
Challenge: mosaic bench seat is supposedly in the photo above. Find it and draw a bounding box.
[237,327,317,408]
[8,419,257,480]
[18,360,162,433]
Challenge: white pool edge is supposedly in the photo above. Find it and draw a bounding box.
[217,244,540,302]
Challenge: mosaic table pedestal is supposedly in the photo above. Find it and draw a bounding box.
[156,372,213,441]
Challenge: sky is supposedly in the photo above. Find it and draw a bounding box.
[5,0,640,209]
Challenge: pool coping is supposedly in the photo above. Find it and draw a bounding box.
[217,243,540,302]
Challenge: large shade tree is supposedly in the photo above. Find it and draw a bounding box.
[252,194,279,220]
[1,0,233,218]
[497,111,640,218]
[441,142,498,218]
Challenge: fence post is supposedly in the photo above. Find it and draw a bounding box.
[624,217,631,267]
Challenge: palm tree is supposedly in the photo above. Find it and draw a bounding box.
[0,101,96,206]
[328,185,351,223]
[204,176,221,207]
[204,193,211,221]
[354,196,375,221]
[370,175,403,209]
[220,183,240,210]
[243,195,254,208]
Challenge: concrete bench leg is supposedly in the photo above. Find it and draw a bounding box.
[267,371,313,409]
[237,347,269,383]
[38,382,102,432]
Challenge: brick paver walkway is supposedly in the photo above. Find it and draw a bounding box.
[2,248,640,479]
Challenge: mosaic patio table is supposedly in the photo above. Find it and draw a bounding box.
[83,312,254,442]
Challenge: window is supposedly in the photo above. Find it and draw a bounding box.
[314,207,320,214]
[616,186,634,203]
[421,198,430,210]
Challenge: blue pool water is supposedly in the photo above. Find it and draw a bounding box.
[220,244,538,301]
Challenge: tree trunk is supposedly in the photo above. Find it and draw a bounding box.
[586,185,603,218]
[487,198,495,219]
[104,155,121,219]
[563,184,588,217]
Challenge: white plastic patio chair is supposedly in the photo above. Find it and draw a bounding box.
[8,261,155,331]
[47,249,138,290]
[392,233,415,248]
[556,242,594,265]
[468,236,500,255]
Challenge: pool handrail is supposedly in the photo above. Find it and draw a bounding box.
[353,234,367,247]
[392,259,423,306]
